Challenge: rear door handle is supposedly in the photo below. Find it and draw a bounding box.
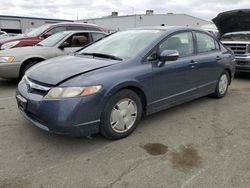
[190,60,198,64]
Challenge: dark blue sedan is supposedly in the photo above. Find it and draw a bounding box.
[16,27,235,139]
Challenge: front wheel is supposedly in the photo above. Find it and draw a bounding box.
[100,89,142,140]
[211,71,230,98]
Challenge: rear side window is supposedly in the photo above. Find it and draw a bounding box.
[195,32,219,53]
[92,33,106,42]
[159,32,194,57]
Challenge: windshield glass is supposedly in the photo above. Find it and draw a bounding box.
[38,32,69,47]
[26,25,50,37]
[79,30,162,59]
[222,33,250,41]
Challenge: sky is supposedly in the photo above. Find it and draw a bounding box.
[1,0,250,21]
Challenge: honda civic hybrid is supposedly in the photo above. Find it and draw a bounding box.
[16,27,235,139]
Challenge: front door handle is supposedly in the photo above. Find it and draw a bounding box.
[189,60,198,69]
[216,56,221,61]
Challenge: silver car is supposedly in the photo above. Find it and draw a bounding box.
[0,30,106,79]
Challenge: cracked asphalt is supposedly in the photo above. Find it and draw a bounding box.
[0,75,250,188]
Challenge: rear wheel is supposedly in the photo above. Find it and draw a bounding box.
[212,71,230,98]
[100,89,142,140]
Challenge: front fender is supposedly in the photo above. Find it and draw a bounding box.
[100,80,148,108]
[107,81,146,96]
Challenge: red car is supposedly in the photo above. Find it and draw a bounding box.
[0,22,104,50]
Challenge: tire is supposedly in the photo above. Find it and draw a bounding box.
[211,71,230,98]
[100,89,142,140]
[20,61,39,79]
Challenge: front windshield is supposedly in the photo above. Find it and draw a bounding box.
[38,32,69,47]
[222,33,250,41]
[26,25,50,37]
[79,30,162,59]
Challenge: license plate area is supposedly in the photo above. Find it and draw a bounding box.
[16,95,27,111]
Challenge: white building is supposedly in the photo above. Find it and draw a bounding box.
[81,11,211,31]
[0,15,72,34]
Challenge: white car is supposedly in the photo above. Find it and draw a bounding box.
[0,30,106,79]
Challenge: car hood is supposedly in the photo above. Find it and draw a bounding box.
[213,9,250,35]
[0,35,29,44]
[26,55,121,85]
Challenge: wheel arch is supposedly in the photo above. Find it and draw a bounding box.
[104,82,148,115]
[19,57,46,77]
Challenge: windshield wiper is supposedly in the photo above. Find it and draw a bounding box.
[36,43,43,47]
[82,53,123,61]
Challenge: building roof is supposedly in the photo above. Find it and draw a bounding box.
[82,13,210,23]
[0,15,72,22]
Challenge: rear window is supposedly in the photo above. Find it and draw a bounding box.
[196,32,219,53]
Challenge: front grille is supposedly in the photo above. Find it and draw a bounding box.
[24,76,51,95]
[223,43,248,55]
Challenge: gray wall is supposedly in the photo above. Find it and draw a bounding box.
[83,14,211,31]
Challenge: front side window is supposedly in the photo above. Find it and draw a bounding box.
[64,33,90,47]
[196,32,218,53]
[159,32,194,57]
[38,32,69,47]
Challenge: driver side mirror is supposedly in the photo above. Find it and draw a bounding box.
[157,50,179,67]
[59,41,70,49]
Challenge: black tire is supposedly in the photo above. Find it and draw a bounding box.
[20,61,39,79]
[100,89,142,140]
[211,71,230,98]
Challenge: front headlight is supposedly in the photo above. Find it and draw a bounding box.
[1,41,20,50]
[0,56,15,63]
[45,85,102,99]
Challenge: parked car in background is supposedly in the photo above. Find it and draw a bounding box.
[0,22,104,50]
[16,27,235,139]
[0,31,7,36]
[0,33,19,39]
[0,30,106,79]
[213,9,250,72]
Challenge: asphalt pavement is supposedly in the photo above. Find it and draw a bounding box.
[0,75,250,188]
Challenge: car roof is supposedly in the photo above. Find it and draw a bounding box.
[47,22,100,28]
[132,26,207,33]
[59,30,106,35]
